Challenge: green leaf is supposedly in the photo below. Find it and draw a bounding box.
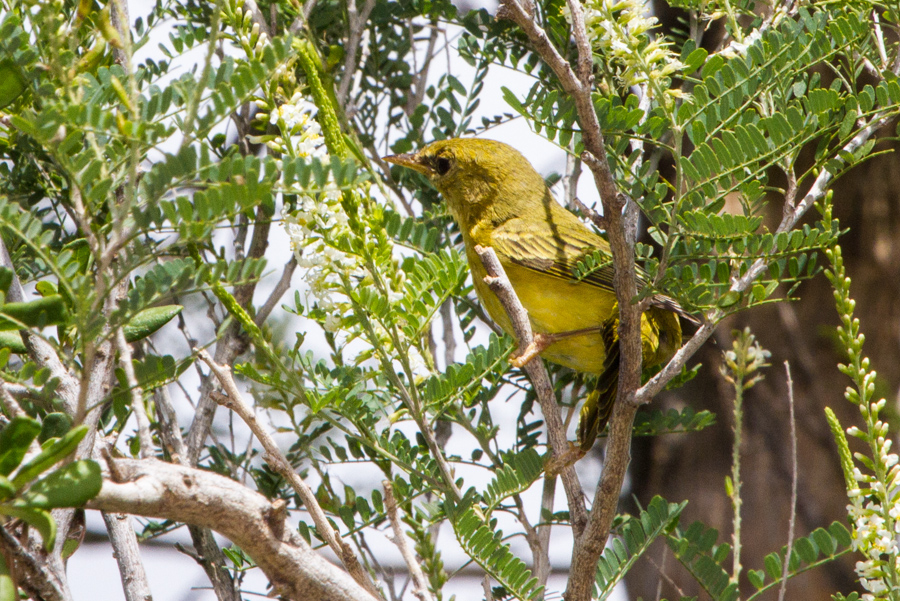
[0,504,55,550]
[0,476,15,502]
[0,58,27,110]
[124,305,183,341]
[0,269,12,295]
[684,48,709,74]
[595,497,686,599]
[747,569,765,590]
[0,417,40,476]
[482,448,542,512]
[0,330,28,353]
[38,413,73,444]
[22,460,102,508]
[828,521,851,547]
[0,295,69,330]
[793,536,818,563]
[717,290,741,308]
[0,553,14,601]
[501,86,526,115]
[11,425,88,489]
[448,504,543,600]
[764,551,782,580]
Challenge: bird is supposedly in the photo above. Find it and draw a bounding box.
[384,138,684,450]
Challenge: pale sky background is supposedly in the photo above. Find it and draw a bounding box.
[65,1,624,599]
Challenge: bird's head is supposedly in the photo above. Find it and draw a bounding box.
[384,138,547,226]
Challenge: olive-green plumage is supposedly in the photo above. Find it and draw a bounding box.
[385,138,682,449]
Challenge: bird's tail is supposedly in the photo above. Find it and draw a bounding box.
[577,316,619,451]
[650,293,700,325]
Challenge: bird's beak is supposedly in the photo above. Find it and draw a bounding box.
[383,152,431,176]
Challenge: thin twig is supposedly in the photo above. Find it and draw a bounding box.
[255,255,298,326]
[482,575,494,601]
[562,145,582,212]
[115,329,153,459]
[0,381,28,420]
[337,0,377,106]
[384,481,434,601]
[729,360,744,582]
[778,361,798,601]
[534,475,555,587]
[440,300,457,368]
[195,349,383,600]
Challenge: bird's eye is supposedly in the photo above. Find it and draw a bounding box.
[435,156,452,175]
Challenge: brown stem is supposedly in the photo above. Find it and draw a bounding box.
[102,511,154,601]
[90,458,381,601]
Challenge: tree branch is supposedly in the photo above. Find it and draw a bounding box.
[116,329,153,459]
[0,526,72,601]
[384,481,434,601]
[88,458,381,601]
[255,255,298,326]
[474,246,588,535]
[102,512,153,601]
[494,6,644,599]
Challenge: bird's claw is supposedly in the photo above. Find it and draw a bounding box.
[545,442,586,476]
[510,333,553,368]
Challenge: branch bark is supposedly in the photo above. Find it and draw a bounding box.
[384,481,434,601]
[0,526,72,601]
[103,512,153,601]
[89,458,382,601]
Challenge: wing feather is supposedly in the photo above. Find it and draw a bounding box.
[490,215,616,292]
[486,207,695,321]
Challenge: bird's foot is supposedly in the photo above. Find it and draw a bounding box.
[545,442,587,476]
[510,333,553,368]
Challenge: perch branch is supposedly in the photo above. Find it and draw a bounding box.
[475,246,588,535]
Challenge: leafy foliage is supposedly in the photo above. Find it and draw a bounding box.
[631,406,716,437]
[667,519,852,601]
[0,0,897,598]
[0,417,101,551]
[446,502,544,601]
[594,497,686,599]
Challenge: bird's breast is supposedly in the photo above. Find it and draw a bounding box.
[469,254,615,373]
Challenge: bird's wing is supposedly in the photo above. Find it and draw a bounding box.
[490,216,617,292]
[489,211,697,322]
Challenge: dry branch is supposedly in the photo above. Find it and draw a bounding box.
[89,458,381,601]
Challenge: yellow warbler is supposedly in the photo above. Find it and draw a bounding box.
[385,138,683,449]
